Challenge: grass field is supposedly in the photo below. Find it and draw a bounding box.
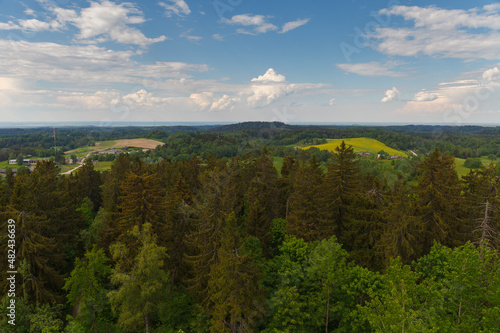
[273,157,283,176]
[303,138,408,157]
[455,157,496,177]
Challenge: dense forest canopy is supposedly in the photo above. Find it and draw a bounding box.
[0,123,499,332]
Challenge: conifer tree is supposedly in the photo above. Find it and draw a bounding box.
[245,148,279,252]
[117,171,166,244]
[164,173,194,285]
[185,167,230,306]
[0,208,63,304]
[378,180,420,265]
[415,148,464,255]
[76,158,103,213]
[323,141,362,246]
[462,164,499,251]
[208,213,266,333]
[286,155,325,241]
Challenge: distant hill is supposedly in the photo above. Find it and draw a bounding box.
[211,121,294,133]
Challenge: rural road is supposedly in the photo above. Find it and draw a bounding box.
[60,153,91,175]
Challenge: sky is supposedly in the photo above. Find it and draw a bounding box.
[1,0,500,124]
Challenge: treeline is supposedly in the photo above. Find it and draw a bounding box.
[2,123,500,164]
[0,142,499,332]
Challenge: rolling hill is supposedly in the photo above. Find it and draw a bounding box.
[302,138,408,157]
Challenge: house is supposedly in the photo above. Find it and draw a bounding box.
[357,152,373,157]
[8,160,16,165]
[24,158,50,165]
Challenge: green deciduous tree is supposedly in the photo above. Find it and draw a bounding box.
[108,223,169,333]
[63,246,113,333]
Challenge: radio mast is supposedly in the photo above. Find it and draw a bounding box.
[53,127,57,155]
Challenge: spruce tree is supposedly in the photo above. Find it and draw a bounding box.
[245,148,280,252]
[208,213,266,333]
[415,148,464,255]
[286,155,325,241]
[323,141,362,247]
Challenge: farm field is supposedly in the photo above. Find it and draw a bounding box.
[303,138,409,157]
[64,138,164,156]
[454,157,496,177]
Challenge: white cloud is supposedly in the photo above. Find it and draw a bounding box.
[0,1,167,46]
[0,21,19,30]
[222,14,278,35]
[0,77,24,90]
[180,29,202,42]
[381,86,400,103]
[251,68,286,83]
[329,97,336,106]
[483,67,500,82]
[280,18,310,33]
[248,68,326,107]
[372,4,500,60]
[212,34,224,41]
[24,8,36,16]
[0,39,208,84]
[397,66,500,115]
[412,90,439,102]
[189,92,213,110]
[337,61,404,77]
[209,94,241,111]
[159,0,191,17]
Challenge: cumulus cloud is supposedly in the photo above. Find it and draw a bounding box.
[280,18,310,33]
[381,86,400,103]
[247,68,326,107]
[188,92,240,111]
[413,90,439,102]
[337,61,404,77]
[222,14,278,35]
[159,0,191,17]
[0,1,167,46]
[483,67,500,82]
[251,68,286,83]
[372,4,500,60]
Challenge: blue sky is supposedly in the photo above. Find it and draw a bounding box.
[1,0,500,124]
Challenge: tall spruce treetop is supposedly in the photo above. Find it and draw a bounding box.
[323,141,362,245]
[416,147,464,255]
[286,155,325,242]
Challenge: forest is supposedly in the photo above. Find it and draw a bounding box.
[0,123,499,332]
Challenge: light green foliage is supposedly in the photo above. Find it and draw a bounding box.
[305,236,349,331]
[358,243,500,332]
[264,286,309,333]
[108,223,169,333]
[29,303,64,333]
[63,246,113,332]
[414,243,500,332]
